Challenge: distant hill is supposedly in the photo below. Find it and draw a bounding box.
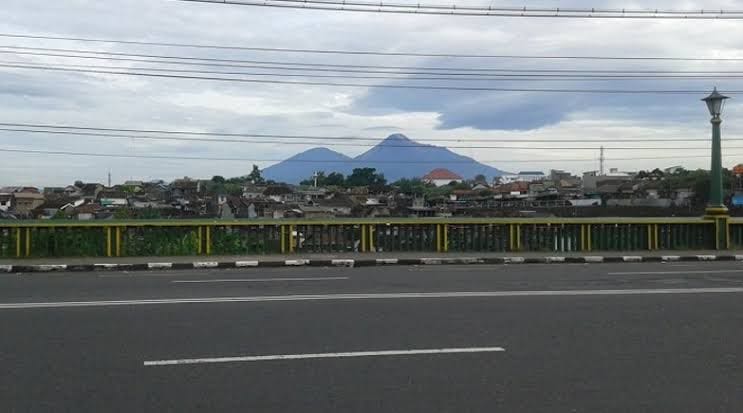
[262,133,507,184]
[262,147,354,184]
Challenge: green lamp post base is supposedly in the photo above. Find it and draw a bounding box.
[704,207,729,250]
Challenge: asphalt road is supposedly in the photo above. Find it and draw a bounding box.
[2,262,743,412]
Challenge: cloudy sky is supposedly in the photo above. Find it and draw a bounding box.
[2,0,743,186]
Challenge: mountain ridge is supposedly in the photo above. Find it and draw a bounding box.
[262,133,506,184]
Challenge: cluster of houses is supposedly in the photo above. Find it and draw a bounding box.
[0,166,701,221]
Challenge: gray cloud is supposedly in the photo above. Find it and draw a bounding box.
[1,0,742,185]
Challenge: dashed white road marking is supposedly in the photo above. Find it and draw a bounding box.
[143,346,506,366]
[171,277,349,284]
[2,287,743,309]
[608,270,743,276]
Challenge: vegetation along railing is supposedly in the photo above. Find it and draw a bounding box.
[0,217,737,258]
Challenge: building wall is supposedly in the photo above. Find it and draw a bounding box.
[430,178,461,187]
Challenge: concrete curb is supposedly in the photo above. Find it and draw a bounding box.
[3,254,742,273]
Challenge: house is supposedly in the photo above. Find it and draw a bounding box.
[79,183,104,201]
[407,197,435,217]
[98,190,128,208]
[316,194,355,216]
[72,203,102,220]
[582,170,633,192]
[493,181,529,198]
[550,169,572,182]
[0,186,40,194]
[64,185,82,198]
[123,181,144,192]
[422,168,463,187]
[143,181,170,202]
[297,187,328,201]
[263,185,294,202]
[243,184,267,200]
[43,187,66,196]
[11,192,45,215]
[664,166,684,175]
[31,197,81,219]
[0,193,14,212]
[515,171,545,182]
[171,177,201,198]
[298,205,336,219]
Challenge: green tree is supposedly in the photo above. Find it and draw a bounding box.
[223,183,243,196]
[325,172,346,187]
[473,174,487,184]
[138,207,162,219]
[113,208,133,220]
[211,175,226,184]
[51,210,67,220]
[247,164,265,184]
[346,168,386,187]
[393,178,426,195]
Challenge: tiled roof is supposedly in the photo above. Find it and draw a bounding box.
[422,168,463,180]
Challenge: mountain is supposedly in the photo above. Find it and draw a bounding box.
[353,133,506,182]
[262,147,354,184]
[262,134,507,184]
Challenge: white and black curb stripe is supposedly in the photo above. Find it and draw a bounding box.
[2,254,739,273]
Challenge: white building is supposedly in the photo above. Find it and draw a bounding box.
[422,168,464,187]
[497,171,545,184]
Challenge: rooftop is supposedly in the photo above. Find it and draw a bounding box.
[422,168,463,181]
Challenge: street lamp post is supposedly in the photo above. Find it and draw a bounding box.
[702,87,731,249]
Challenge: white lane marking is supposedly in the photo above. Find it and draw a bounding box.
[3,288,743,309]
[143,346,506,366]
[235,261,259,267]
[193,262,219,269]
[171,277,349,284]
[608,270,743,275]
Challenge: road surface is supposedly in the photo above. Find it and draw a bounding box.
[2,262,743,412]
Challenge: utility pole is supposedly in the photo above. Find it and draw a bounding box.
[312,171,319,188]
[107,170,111,187]
[599,146,605,175]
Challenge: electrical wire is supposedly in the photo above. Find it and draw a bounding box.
[0,122,717,143]
[0,127,729,150]
[3,62,739,93]
[174,0,743,19]
[5,60,743,83]
[5,45,743,75]
[1,147,738,163]
[1,32,741,61]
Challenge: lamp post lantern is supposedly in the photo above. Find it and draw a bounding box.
[702,87,731,249]
[702,87,730,216]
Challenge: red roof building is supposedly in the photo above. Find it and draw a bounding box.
[422,168,464,187]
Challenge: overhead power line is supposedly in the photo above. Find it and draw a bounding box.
[0,122,718,144]
[2,32,742,61]
[1,147,739,163]
[9,45,743,75]
[6,61,743,83]
[175,0,743,19]
[7,49,743,82]
[0,127,729,150]
[4,62,739,94]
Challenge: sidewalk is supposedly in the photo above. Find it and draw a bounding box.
[1,250,740,273]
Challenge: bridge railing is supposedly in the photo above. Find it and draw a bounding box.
[0,217,731,258]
